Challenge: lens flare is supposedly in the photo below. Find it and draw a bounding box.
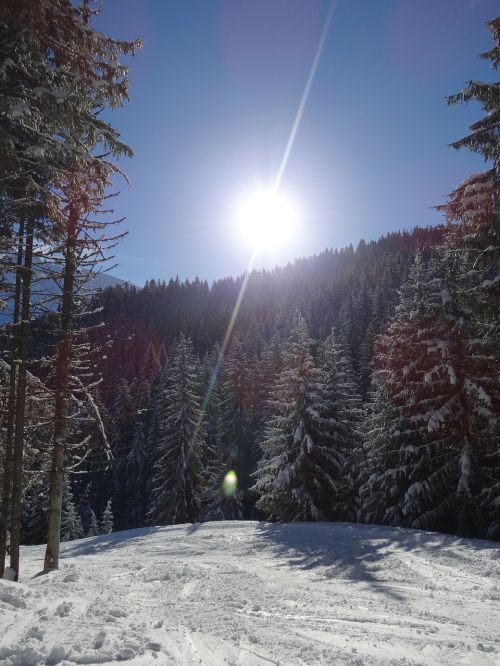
[223,470,238,497]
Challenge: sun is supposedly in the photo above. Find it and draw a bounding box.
[236,189,297,250]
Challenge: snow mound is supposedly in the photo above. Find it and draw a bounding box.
[0,521,499,665]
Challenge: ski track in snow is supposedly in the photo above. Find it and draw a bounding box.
[0,521,499,665]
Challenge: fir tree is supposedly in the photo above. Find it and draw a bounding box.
[21,480,48,546]
[76,482,93,537]
[111,380,136,529]
[87,510,99,537]
[375,255,500,537]
[140,342,162,391]
[319,331,363,520]
[200,349,243,520]
[358,380,421,526]
[436,17,500,346]
[253,313,348,522]
[124,416,150,528]
[148,335,204,525]
[60,479,83,542]
[100,499,114,535]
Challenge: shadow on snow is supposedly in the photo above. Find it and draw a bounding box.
[255,521,498,602]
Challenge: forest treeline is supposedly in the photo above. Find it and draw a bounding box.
[19,213,500,542]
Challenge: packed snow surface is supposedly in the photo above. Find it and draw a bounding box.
[1,521,499,665]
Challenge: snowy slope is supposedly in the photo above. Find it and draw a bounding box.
[1,521,499,666]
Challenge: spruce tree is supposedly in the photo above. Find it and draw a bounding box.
[253,313,346,522]
[222,335,253,492]
[358,380,420,526]
[319,330,363,520]
[437,17,500,346]
[111,380,136,529]
[60,479,83,542]
[148,335,204,525]
[87,510,99,537]
[124,417,150,528]
[375,255,499,537]
[21,480,49,546]
[200,348,243,521]
[100,499,114,535]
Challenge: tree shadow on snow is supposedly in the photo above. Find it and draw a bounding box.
[59,526,169,558]
[255,521,498,603]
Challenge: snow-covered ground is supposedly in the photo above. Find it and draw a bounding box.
[1,522,499,666]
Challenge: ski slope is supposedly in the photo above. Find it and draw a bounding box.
[1,521,499,665]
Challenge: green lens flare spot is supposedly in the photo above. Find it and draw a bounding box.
[223,470,237,497]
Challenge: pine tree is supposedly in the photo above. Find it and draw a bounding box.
[436,17,500,346]
[358,380,420,526]
[140,342,162,391]
[87,510,99,537]
[253,313,348,522]
[21,480,49,546]
[60,479,83,542]
[222,335,254,493]
[124,416,150,528]
[148,335,204,525]
[200,348,243,521]
[0,0,141,576]
[375,255,500,537]
[40,0,141,573]
[100,499,114,535]
[111,380,136,529]
[319,331,363,520]
[76,482,93,536]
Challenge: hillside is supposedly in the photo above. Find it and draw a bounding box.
[15,221,499,544]
[1,522,499,665]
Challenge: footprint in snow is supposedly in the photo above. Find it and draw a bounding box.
[55,601,72,616]
[93,630,107,649]
[26,625,45,641]
[62,571,79,583]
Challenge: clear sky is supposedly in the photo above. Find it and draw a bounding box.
[95,0,498,286]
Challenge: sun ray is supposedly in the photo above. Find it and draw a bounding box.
[273,0,338,193]
[192,1,337,447]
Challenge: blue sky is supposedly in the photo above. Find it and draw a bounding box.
[95,0,498,285]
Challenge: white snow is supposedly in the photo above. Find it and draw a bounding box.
[1,521,499,665]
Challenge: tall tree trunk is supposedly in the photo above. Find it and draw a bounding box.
[0,222,24,578]
[9,219,33,580]
[44,208,77,572]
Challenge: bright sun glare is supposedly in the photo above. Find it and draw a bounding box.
[236,189,297,250]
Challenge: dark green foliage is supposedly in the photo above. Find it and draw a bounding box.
[148,335,204,525]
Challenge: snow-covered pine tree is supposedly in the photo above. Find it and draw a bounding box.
[375,254,499,537]
[87,510,99,537]
[359,284,387,399]
[21,480,49,546]
[76,482,93,537]
[39,1,141,574]
[357,379,421,526]
[140,342,162,394]
[60,479,83,542]
[0,0,140,576]
[111,379,136,529]
[124,416,150,528]
[148,334,204,525]
[436,17,500,346]
[253,312,347,522]
[222,335,254,492]
[100,499,114,535]
[319,330,363,520]
[200,347,243,521]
